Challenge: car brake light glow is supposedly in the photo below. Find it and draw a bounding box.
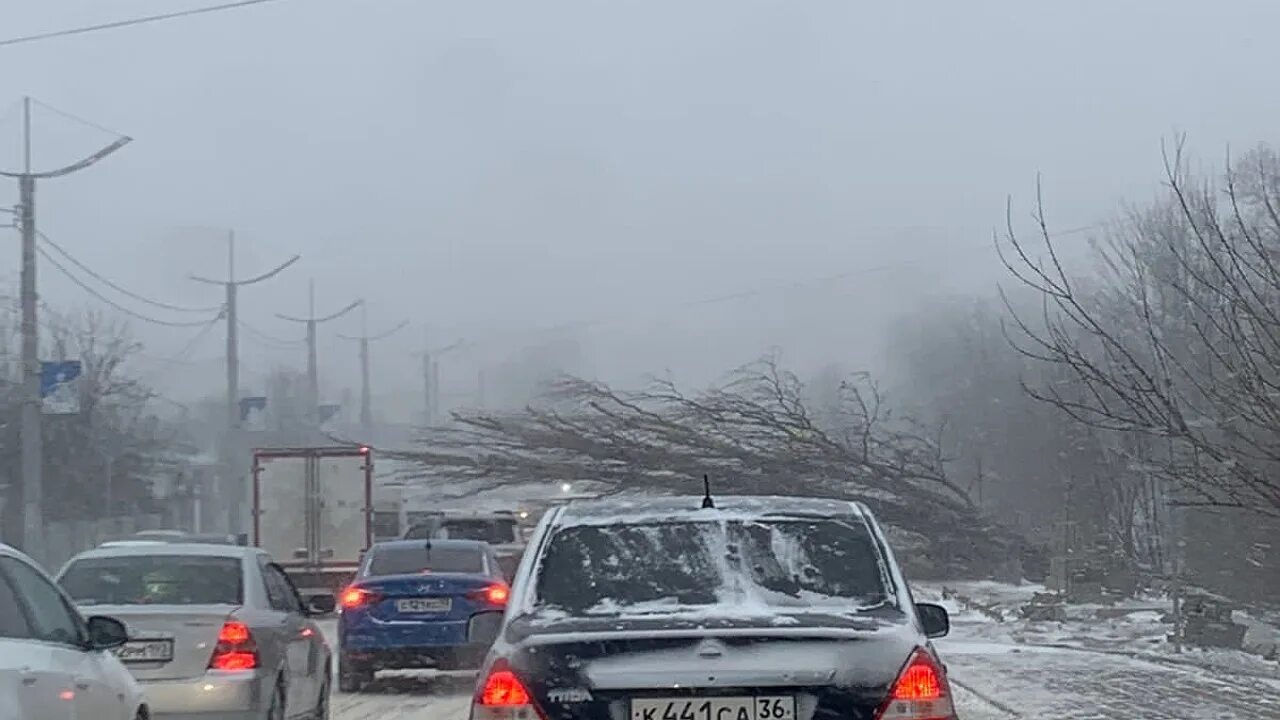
[875,648,956,720]
[468,583,510,606]
[209,620,258,671]
[472,661,543,720]
[340,586,378,609]
[487,584,510,604]
[218,621,251,645]
[481,669,531,705]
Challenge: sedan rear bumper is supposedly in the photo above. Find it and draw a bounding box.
[142,670,270,719]
[342,619,470,649]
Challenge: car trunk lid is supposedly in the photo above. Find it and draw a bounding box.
[502,620,916,720]
[80,604,238,681]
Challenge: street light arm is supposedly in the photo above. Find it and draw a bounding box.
[339,320,408,342]
[0,137,133,179]
[315,298,362,324]
[235,254,300,286]
[276,312,309,323]
[368,320,409,342]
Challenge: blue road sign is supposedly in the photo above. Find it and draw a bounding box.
[40,360,82,414]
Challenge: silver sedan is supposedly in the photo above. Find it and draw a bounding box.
[55,542,333,720]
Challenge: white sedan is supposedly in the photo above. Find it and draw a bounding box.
[0,542,147,720]
[56,542,334,720]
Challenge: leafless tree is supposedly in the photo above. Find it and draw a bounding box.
[885,294,1170,572]
[401,353,1033,577]
[998,140,1280,517]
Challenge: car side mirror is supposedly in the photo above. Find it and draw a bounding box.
[308,593,336,616]
[915,602,950,639]
[86,616,129,650]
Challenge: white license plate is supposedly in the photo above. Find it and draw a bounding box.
[113,639,174,663]
[630,696,795,720]
[395,597,452,614]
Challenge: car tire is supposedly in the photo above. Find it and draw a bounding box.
[338,655,373,693]
[312,668,331,720]
[266,679,286,720]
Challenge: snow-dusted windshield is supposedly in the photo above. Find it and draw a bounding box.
[534,518,891,616]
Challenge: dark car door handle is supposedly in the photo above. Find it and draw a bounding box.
[19,670,36,686]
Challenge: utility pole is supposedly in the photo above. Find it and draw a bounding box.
[338,305,406,432]
[278,282,361,425]
[190,232,299,431]
[418,336,464,425]
[0,96,131,563]
[190,232,299,534]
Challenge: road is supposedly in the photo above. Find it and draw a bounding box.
[322,622,1280,719]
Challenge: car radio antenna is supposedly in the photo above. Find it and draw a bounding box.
[701,474,715,509]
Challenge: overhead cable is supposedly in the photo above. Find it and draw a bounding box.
[39,231,223,313]
[0,0,294,48]
[38,245,225,327]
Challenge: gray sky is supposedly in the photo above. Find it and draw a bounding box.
[2,0,1277,419]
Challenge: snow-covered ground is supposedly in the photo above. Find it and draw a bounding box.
[925,581,1280,718]
[322,582,1280,719]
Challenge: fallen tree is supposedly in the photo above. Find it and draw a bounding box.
[398,355,1042,579]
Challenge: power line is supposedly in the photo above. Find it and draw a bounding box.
[429,222,1107,353]
[37,245,225,327]
[238,318,304,347]
[539,223,1107,334]
[38,231,223,313]
[28,98,128,140]
[0,0,295,49]
[147,315,225,385]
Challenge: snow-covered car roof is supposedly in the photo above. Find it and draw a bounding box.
[72,542,266,561]
[554,494,871,526]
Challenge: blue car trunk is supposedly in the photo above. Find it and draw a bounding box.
[340,572,506,650]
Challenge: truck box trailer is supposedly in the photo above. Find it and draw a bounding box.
[249,445,372,603]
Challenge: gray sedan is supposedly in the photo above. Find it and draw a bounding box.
[56,543,333,720]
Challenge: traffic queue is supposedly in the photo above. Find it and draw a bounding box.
[1,476,960,720]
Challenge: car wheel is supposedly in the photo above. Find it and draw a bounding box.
[266,679,286,720]
[313,670,331,720]
[338,654,373,693]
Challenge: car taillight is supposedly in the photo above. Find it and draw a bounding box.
[209,620,258,671]
[340,586,380,609]
[467,583,510,606]
[472,660,543,720]
[875,648,956,720]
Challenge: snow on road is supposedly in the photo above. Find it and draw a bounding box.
[941,639,1280,718]
[320,620,473,720]
[332,677,471,720]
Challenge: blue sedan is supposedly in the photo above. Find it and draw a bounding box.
[336,539,509,691]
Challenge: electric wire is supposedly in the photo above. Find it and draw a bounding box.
[38,231,223,313]
[28,98,128,141]
[0,0,295,49]
[38,245,225,327]
[146,314,224,385]
[238,318,304,347]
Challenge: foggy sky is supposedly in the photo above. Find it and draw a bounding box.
[2,0,1277,421]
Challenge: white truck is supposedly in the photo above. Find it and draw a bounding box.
[249,445,373,604]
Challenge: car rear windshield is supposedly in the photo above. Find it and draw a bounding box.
[367,545,484,576]
[59,555,243,606]
[436,519,517,544]
[534,518,891,616]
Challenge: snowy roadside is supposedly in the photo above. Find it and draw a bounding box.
[915,580,1280,681]
[923,582,1280,717]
